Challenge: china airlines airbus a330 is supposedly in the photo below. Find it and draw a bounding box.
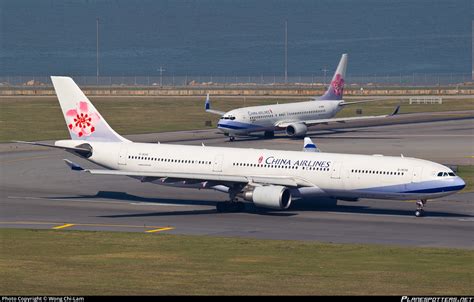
[18,76,465,217]
[205,54,399,141]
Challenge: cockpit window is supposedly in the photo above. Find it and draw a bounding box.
[438,172,455,177]
[220,116,236,120]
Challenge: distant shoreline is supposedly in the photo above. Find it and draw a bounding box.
[1,85,473,97]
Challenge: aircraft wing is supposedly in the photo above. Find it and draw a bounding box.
[276,105,400,128]
[84,169,314,188]
[337,98,387,106]
[206,109,226,116]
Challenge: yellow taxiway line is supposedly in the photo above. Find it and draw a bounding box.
[52,223,75,230]
[145,227,175,233]
[0,221,174,233]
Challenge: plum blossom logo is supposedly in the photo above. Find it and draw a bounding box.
[258,156,264,164]
[331,74,344,96]
[66,101,100,137]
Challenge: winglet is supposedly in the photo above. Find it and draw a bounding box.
[303,137,321,152]
[204,94,226,115]
[205,93,211,111]
[391,105,401,116]
[64,159,84,171]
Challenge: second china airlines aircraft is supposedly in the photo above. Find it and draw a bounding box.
[205,54,399,141]
[20,76,465,217]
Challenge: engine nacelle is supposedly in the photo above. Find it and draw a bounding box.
[286,123,308,137]
[242,186,292,210]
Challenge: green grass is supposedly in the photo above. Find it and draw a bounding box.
[0,229,472,295]
[457,165,474,192]
[0,96,473,142]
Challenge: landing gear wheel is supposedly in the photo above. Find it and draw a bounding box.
[216,202,226,212]
[229,136,235,142]
[264,131,274,138]
[415,199,427,217]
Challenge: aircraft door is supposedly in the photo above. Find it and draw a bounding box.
[118,146,127,166]
[412,167,423,183]
[213,154,224,172]
[330,162,342,179]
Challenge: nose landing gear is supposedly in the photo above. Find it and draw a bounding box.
[415,199,427,217]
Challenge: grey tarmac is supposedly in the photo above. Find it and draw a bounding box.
[1,112,473,248]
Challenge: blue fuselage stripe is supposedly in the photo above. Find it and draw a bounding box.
[402,185,465,194]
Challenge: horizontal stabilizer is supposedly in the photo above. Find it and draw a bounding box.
[14,141,91,156]
[64,159,84,171]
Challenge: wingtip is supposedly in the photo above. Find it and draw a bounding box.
[63,159,84,171]
[391,105,401,116]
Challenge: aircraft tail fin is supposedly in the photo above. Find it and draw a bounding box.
[51,76,129,142]
[318,54,348,101]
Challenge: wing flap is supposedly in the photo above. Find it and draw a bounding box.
[85,169,313,188]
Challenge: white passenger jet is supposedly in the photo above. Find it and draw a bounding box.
[19,77,465,217]
[205,54,399,141]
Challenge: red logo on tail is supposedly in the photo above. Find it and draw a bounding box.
[66,101,100,137]
[331,74,344,96]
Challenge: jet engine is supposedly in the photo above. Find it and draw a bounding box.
[242,185,292,210]
[286,123,308,137]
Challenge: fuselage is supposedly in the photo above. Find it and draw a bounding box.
[61,140,466,201]
[217,100,342,135]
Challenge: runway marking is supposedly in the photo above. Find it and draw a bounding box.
[314,210,472,221]
[145,227,175,233]
[0,221,175,230]
[0,155,56,165]
[7,196,191,207]
[130,202,188,207]
[52,223,75,230]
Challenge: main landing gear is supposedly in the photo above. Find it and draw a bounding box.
[264,131,274,138]
[415,199,427,217]
[229,136,235,142]
[216,184,246,213]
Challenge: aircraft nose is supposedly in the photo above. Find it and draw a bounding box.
[455,176,466,191]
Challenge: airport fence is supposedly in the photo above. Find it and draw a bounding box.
[0,73,472,87]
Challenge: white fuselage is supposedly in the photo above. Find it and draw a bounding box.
[217,100,342,135]
[64,140,465,202]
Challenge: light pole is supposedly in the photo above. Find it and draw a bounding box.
[157,66,166,87]
[96,17,99,85]
[322,67,328,85]
[284,19,288,84]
